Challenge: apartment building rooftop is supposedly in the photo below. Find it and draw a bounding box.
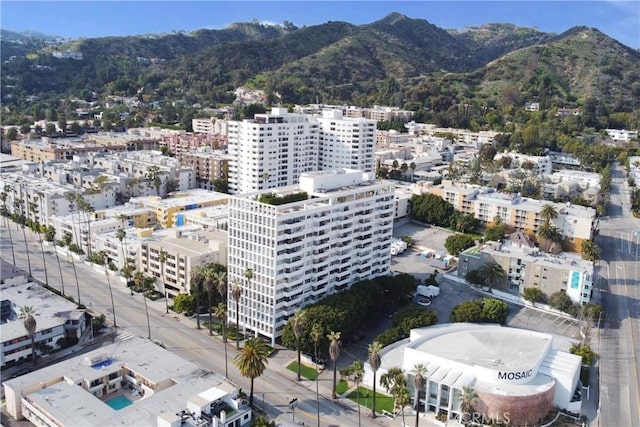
[0,281,84,343]
[468,241,593,273]
[3,337,244,427]
[144,227,227,256]
[129,189,229,209]
[0,172,73,197]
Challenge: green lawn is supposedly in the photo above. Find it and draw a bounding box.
[286,362,320,380]
[347,387,395,414]
[336,379,349,395]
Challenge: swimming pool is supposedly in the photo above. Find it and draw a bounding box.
[105,395,133,410]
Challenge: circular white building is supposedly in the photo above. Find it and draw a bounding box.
[364,323,582,426]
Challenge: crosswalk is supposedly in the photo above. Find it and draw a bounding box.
[117,330,135,342]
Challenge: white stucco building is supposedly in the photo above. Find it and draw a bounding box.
[227,169,394,343]
[317,109,377,173]
[365,324,582,426]
[227,107,319,194]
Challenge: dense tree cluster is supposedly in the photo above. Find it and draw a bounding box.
[280,274,417,355]
[374,306,438,347]
[450,298,510,324]
[444,234,476,256]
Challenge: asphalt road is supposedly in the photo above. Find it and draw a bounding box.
[596,162,640,427]
[0,222,405,427]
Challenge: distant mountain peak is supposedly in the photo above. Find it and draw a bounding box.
[377,12,410,24]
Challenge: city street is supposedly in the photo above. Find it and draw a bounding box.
[0,222,409,427]
[595,162,640,427]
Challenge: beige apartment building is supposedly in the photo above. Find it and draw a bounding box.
[426,181,596,251]
[178,148,229,190]
[458,240,594,304]
[138,228,227,298]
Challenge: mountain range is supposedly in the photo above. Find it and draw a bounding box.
[2,13,639,112]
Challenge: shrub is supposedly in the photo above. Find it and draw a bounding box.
[445,234,476,256]
[548,291,575,314]
[523,287,546,303]
[450,298,510,324]
[173,293,196,314]
[570,343,597,366]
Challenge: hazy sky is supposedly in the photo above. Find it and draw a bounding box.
[2,1,639,49]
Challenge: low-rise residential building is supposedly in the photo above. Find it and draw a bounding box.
[138,227,228,298]
[426,181,596,251]
[404,123,499,148]
[11,135,157,163]
[1,278,87,368]
[376,130,410,145]
[174,205,229,231]
[525,102,540,111]
[178,147,229,190]
[548,152,581,168]
[494,151,552,176]
[3,337,251,427]
[128,189,229,228]
[605,128,638,142]
[0,172,117,228]
[458,240,594,304]
[228,169,395,344]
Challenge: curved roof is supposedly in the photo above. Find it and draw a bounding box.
[408,323,551,372]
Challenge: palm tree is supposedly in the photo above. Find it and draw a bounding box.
[380,366,408,420]
[412,364,428,427]
[103,257,117,328]
[77,196,95,257]
[410,162,416,181]
[243,267,254,336]
[158,249,169,314]
[310,323,323,427]
[122,257,135,296]
[190,265,206,329]
[19,306,37,364]
[459,386,478,424]
[456,213,476,234]
[202,265,218,336]
[350,360,365,427]
[115,227,127,269]
[580,239,601,263]
[234,337,270,406]
[540,203,558,225]
[48,227,65,296]
[1,185,16,265]
[290,311,307,381]
[395,386,411,427]
[214,270,228,303]
[327,331,341,399]
[477,260,506,290]
[231,280,243,349]
[214,303,229,377]
[537,222,563,253]
[368,341,383,418]
[17,187,32,278]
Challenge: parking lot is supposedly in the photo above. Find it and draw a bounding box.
[393,220,454,254]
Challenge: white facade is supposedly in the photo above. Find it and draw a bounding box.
[1,280,86,368]
[364,324,582,424]
[227,108,319,194]
[605,128,638,142]
[317,109,377,173]
[227,169,394,343]
[494,151,552,176]
[3,337,251,427]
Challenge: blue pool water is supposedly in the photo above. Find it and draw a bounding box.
[106,395,133,410]
[91,359,113,369]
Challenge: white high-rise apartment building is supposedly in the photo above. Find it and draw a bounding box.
[227,107,319,194]
[317,109,377,173]
[228,169,395,344]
